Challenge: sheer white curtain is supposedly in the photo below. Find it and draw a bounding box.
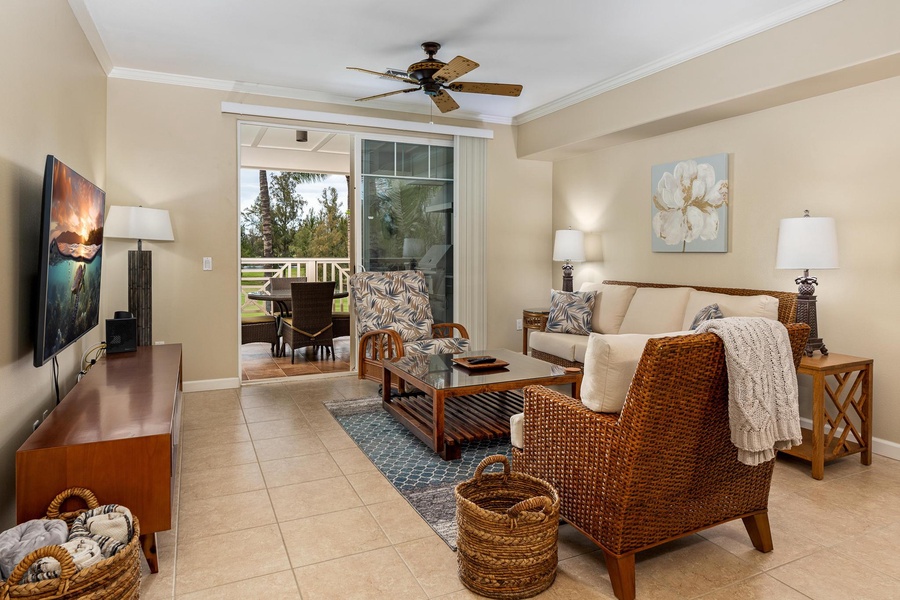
[454,135,487,349]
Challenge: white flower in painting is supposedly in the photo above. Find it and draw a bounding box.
[653,160,728,247]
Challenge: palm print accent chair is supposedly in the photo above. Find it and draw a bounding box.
[349,270,470,388]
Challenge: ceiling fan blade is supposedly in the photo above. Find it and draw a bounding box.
[447,82,523,97]
[355,88,420,102]
[432,56,479,83]
[430,90,460,113]
[346,67,417,85]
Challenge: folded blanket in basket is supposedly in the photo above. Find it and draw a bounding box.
[68,505,134,558]
[19,537,103,583]
[0,519,68,580]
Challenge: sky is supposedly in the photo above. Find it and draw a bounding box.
[239,169,349,215]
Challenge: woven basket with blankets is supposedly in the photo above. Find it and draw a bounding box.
[0,488,140,600]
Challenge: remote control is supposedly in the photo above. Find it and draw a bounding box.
[468,357,496,365]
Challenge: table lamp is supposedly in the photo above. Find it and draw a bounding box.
[775,210,838,356]
[553,228,585,292]
[104,206,174,346]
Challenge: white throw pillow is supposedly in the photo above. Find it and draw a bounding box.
[581,332,691,413]
[680,290,780,331]
[618,287,693,334]
[579,282,637,334]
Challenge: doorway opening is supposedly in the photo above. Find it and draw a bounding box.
[239,124,352,381]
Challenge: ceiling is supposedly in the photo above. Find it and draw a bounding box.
[73,0,840,124]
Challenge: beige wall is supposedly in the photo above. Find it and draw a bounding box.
[104,80,553,384]
[552,74,900,446]
[0,1,107,527]
[486,126,553,350]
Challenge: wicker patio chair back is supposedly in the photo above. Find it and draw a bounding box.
[280,281,335,362]
[269,276,307,315]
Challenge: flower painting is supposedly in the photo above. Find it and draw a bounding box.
[651,153,729,252]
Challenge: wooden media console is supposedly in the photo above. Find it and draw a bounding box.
[16,344,183,573]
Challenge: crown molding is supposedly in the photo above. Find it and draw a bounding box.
[68,0,113,74]
[107,68,513,126]
[512,0,843,125]
[221,102,495,139]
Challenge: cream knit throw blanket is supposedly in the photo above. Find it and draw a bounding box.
[694,317,801,466]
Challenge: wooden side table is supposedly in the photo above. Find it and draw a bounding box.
[781,353,873,479]
[522,308,550,354]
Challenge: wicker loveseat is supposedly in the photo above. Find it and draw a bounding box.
[529,280,798,368]
[513,322,810,600]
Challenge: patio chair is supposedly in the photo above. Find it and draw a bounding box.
[241,315,278,356]
[349,270,470,387]
[269,276,307,316]
[512,323,810,600]
[280,281,335,363]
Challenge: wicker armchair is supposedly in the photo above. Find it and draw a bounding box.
[349,270,470,387]
[280,281,335,363]
[513,323,810,600]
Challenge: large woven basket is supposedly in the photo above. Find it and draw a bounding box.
[455,455,560,599]
[0,488,141,600]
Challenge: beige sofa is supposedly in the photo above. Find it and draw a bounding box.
[528,280,798,368]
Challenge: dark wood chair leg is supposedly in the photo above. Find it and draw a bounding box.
[742,512,774,552]
[603,550,635,600]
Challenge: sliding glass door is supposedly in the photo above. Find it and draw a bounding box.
[357,137,455,324]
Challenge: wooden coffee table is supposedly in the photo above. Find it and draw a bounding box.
[381,349,582,460]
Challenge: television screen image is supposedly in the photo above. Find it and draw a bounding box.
[33,156,105,367]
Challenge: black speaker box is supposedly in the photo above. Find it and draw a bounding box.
[106,316,137,354]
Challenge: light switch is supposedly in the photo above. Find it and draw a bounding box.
[202,257,213,271]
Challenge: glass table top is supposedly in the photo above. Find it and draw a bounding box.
[386,348,576,391]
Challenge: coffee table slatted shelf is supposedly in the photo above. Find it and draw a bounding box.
[384,390,525,457]
[382,349,581,460]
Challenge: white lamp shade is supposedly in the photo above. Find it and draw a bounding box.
[553,229,585,262]
[105,206,174,242]
[775,216,838,270]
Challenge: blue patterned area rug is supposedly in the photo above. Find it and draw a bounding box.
[325,396,513,550]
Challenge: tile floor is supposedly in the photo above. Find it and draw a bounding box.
[241,338,351,381]
[141,375,900,599]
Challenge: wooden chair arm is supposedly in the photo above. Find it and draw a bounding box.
[359,328,405,361]
[432,322,470,339]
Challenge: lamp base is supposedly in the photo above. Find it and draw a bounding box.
[127,249,152,346]
[561,262,574,293]
[795,288,828,357]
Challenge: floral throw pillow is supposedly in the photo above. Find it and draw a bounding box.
[545,289,595,335]
[690,303,724,330]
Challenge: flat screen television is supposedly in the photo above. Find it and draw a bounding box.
[33,155,106,368]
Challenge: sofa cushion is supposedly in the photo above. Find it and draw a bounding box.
[680,290,779,331]
[581,331,691,413]
[689,303,724,330]
[578,282,637,334]
[510,412,524,449]
[529,331,585,362]
[545,289,595,335]
[618,287,693,334]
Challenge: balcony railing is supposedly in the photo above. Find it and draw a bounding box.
[241,257,351,316]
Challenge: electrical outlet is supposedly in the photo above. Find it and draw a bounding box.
[32,420,40,431]
[202,257,213,271]
[42,410,49,421]
[154,341,165,345]
[516,319,523,331]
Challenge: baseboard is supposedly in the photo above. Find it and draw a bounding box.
[798,416,900,461]
[183,377,241,392]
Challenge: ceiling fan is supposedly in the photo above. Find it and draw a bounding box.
[347,42,523,113]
